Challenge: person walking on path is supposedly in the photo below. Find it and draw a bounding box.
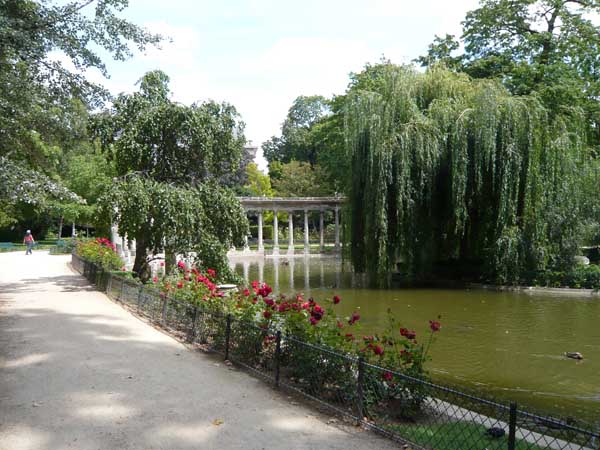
[23,230,35,255]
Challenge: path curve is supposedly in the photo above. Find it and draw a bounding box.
[0,251,398,450]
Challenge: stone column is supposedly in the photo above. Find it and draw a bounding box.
[242,260,250,283]
[243,234,250,252]
[334,207,340,252]
[319,209,324,252]
[303,209,310,254]
[257,211,264,252]
[287,212,294,255]
[273,210,279,255]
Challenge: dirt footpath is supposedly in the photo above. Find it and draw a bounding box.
[0,251,398,450]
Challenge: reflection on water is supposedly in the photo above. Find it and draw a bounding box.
[230,256,600,421]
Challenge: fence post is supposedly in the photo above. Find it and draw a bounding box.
[187,306,199,343]
[357,356,365,424]
[161,296,168,324]
[107,272,113,295]
[508,402,517,450]
[118,277,125,301]
[274,330,282,388]
[136,285,143,312]
[224,314,232,361]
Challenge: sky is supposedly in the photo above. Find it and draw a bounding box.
[80,0,481,169]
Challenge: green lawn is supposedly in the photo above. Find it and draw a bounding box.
[384,421,545,450]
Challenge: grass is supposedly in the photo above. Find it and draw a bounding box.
[384,421,545,450]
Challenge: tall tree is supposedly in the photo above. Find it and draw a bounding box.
[418,0,600,146]
[345,64,597,285]
[262,95,330,165]
[95,71,248,277]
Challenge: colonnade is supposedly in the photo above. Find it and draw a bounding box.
[237,197,345,256]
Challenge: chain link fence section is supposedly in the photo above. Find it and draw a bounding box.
[71,254,600,450]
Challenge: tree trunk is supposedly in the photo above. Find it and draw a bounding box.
[58,216,63,240]
[133,236,150,282]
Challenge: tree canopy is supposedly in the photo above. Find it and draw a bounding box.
[345,64,599,285]
[418,0,600,147]
[95,71,249,278]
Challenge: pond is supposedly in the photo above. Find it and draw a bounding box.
[230,256,600,422]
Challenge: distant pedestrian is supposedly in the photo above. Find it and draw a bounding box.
[23,230,35,255]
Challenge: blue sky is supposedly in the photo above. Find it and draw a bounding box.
[77,0,481,168]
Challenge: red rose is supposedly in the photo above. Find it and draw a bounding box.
[160,261,165,267]
[207,268,216,279]
[152,276,158,283]
[348,312,360,325]
[332,295,341,304]
[177,281,183,289]
[263,310,272,319]
[429,320,441,332]
[309,317,318,326]
[177,261,186,270]
[243,288,251,296]
[373,345,384,356]
[264,298,275,307]
[383,371,393,381]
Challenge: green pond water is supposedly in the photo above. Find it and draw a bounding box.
[231,257,600,422]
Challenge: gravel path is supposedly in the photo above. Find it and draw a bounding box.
[0,251,398,450]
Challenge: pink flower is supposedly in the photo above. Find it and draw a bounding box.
[160,261,165,267]
[152,276,158,283]
[337,320,344,329]
[429,320,441,332]
[121,266,126,272]
[207,268,216,279]
[177,261,186,270]
[309,317,318,326]
[332,295,341,304]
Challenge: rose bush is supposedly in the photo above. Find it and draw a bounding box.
[76,238,123,271]
[155,262,442,419]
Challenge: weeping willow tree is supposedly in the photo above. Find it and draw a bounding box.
[345,65,599,286]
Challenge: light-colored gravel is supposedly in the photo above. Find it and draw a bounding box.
[0,251,399,450]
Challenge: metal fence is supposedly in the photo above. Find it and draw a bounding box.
[72,254,599,450]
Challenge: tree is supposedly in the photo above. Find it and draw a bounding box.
[243,163,273,197]
[345,64,597,285]
[94,70,246,184]
[271,161,334,197]
[94,71,249,277]
[262,95,330,165]
[418,0,600,146]
[0,0,161,234]
[103,176,247,280]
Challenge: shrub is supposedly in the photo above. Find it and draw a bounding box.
[76,238,123,271]
[154,262,441,419]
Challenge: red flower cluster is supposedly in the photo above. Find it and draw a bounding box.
[95,237,116,252]
[429,320,441,332]
[254,282,272,298]
[400,328,416,340]
[207,268,216,279]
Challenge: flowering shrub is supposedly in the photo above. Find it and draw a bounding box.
[76,238,123,271]
[156,265,442,418]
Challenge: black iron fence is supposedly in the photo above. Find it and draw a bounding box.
[72,254,599,450]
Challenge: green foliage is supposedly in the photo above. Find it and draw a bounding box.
[533,265,600,289]
[262,96,329,165]
[242,163,273,197]
[418,0,600,147]
[76,238,123,271]
[270,161,335,197]
[345,64,598,285]
[93,70,246,183]
[101,175,248,281]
